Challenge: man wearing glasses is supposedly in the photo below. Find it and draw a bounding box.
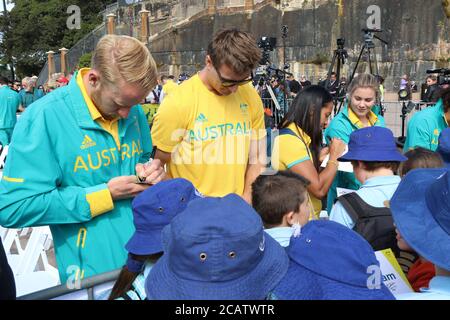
[151,29,266,202]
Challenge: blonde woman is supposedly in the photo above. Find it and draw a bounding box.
[324,73,386,212]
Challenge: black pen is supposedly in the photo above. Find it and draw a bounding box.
[136,146,157,183]
[150,145,157,159]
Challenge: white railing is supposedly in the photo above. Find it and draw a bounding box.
[0,144,60,297]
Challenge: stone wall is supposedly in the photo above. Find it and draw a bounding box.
[142,0,449,90]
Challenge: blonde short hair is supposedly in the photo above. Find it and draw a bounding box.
[347,73,380,103]
[92,35,158,92]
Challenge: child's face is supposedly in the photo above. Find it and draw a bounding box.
[395,226,413,252]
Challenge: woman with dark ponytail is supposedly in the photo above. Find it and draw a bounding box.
[271,85,346,219]
[108,178,202,300]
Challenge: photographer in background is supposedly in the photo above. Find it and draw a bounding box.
[287,74,301,97]
[423,75,442,103]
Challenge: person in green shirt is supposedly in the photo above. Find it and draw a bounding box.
[0,77,21,147]
[18,77,44,109]
[0,35,166,284]
[403,88,450,152]
[324,73,386,212]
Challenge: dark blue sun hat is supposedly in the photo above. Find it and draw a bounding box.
[145,193,289,300]
[338,127,407,162]
[272,220,395,300]
[125,178,203,256]
[390,168,450,271]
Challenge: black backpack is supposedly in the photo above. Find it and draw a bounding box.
[337,192,399,255]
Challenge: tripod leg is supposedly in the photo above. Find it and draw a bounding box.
[373,49,380,76]
[349,45,365,84]
[326,52,338,87]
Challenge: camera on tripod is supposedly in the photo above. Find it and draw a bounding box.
[258,36,277,65]
[362,28,383,49]
[426,68,450,86]
[337,38,345,49]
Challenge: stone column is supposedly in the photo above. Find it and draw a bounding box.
[208,0,216,15]
[245,0,254,10]
[46,51,55,81]
[59,48,69,76]
[139,9,150,44]
[106,13,116,35]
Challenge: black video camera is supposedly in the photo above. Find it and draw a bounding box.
[257,37,277,52]
[258,37,277,65]
[426,68,450,86]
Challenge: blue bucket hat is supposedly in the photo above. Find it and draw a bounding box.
[338,127,407,162]
[145,194,289,300]
[125,178,202,256]
[437,128,450,167]
[390,168,450,270]
[272,220,395,300]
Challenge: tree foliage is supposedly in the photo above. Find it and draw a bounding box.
[0,0,115,78]
[78,52,93,69]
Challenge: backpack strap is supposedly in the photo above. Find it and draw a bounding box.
[336,192,366,224]
[337,192,391,224]
[278,127,312,159]
[278,128,297,137]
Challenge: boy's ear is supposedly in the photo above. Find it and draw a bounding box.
[283,211,296,226]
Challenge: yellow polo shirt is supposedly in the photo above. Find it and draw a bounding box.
[271,122,321,218]
[348,108,379,128]
[151,74,265,197]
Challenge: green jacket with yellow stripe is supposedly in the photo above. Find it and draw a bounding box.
[324,104,386,212]
[403,99,448,152]
[0,75,152,283]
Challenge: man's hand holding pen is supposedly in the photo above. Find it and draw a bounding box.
[135,158,166,185]
[135,146,166,185]
[107,146,166,201]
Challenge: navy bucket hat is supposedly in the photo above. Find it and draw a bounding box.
[338,127,407,162]
[272,220,395,300]
[390,168,450,271]
[145,194,289,300]
[437,128,450,167]
[125,178,202,256]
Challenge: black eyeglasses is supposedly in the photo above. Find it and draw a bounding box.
[214,65,253,88]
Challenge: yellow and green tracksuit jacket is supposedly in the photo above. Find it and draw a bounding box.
[0,75,152,283]
[403,99,448,152]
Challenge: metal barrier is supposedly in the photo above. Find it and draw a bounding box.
[18,269,121,300]
[262,96,435,138]
[377,101,435,138]
[262,98,293,127]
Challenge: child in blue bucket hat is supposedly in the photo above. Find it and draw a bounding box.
[391,168,450,300]
[108,178,202,300]
[145,193,289,300]
[271,220,395,300]
[329,126,407,252]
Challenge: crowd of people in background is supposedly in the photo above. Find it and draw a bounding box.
[0,29,449,301]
